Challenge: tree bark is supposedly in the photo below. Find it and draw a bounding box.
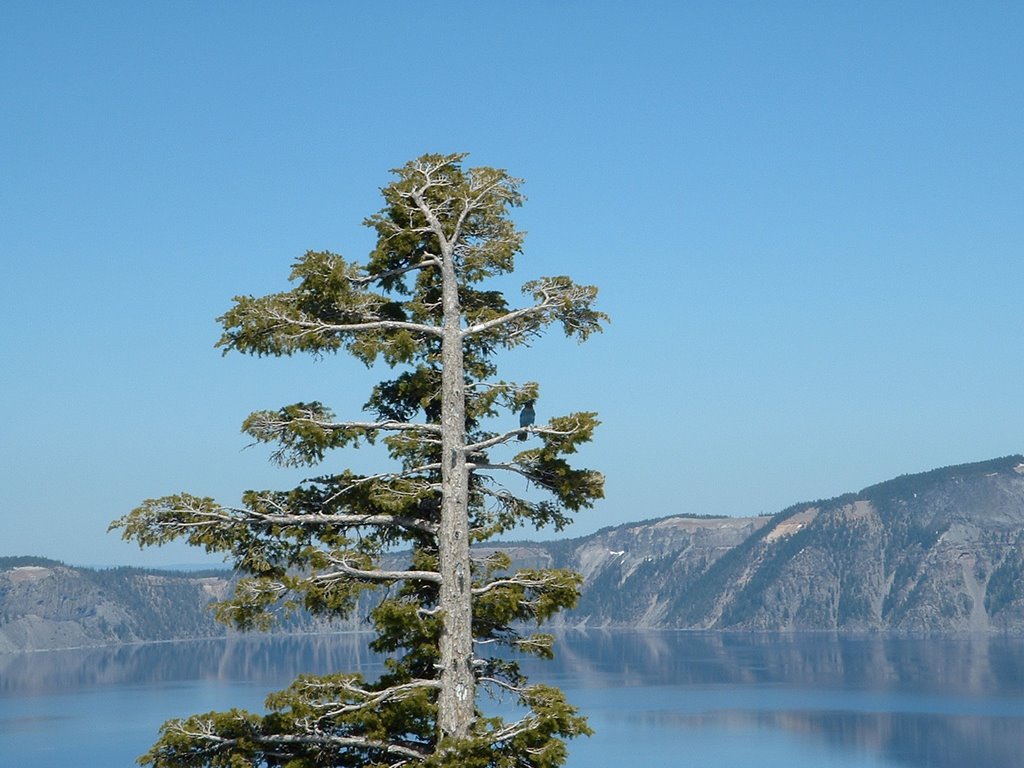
[436,238,475,740]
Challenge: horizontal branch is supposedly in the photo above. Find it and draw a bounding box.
[271,733,427,761]
[276,310,442,339]
[464,422,582,454]
[294,676,442,718]
[251,409,442,437]
[166,719,429,763]
[241,504,439,536]
[158,497,439,537]
[468,462,533,481]
[315,557,441,586]
[471,573,560,596]
[478,676,531,695]
[461,300,551,339]
[325,419,442,435]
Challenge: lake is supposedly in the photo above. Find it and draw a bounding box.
[2,631,1023,767]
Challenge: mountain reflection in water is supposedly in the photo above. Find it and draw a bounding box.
[0,633,383,694]
[548,630,1024,695]
[547,632,1024,768]
[2,631,1022,768]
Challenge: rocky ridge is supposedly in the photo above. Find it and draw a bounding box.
[5,455,1024,651]
[544,455,1024,632]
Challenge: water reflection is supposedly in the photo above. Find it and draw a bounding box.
[0,633,382,695]
[541,632,1024,768]
[2,631,1023,768]
[636,709,1024,768]
[542,630,1024,696]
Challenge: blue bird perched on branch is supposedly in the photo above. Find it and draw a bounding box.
[518,400,535,440]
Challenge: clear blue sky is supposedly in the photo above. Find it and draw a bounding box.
[3,2,1023,567]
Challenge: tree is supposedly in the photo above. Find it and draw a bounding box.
[111,153,607,768]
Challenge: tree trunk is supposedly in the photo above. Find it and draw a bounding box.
[436,242,474,741]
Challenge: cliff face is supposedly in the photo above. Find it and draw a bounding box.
[6,455,1024,651]
[547,515,770,627]
[0,561,232,652]
[552,455,1024,632]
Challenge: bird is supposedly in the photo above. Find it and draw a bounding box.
[518,400,535,440]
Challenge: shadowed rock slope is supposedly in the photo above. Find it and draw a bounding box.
[542,455,1024,631]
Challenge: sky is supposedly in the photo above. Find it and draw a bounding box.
[2,2,1023,567]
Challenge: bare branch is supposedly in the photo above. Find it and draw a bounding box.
[240,504,439,537]
[461,302,550,339]
[157,497,439,537]
[293,676,441,718]
[322,464,443,505]
[461,277,604,343]
[471,573,561,596]
[469,462,534,482]
[478,676,531,695]
[410,188,454,255]
[464,421,584,455]
[165,719,430,763]
[481,712,543,744]
[327,419,442,435]
[264,303,442,339]
[314,555,441,586]
[460,279,565,338]
[351,258,440,286]
[250,408,442,437]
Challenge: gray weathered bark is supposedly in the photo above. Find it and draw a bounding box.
[436,225,475,740]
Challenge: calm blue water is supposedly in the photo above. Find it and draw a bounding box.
[2,632,1023,767]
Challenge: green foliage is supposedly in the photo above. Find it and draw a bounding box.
[111,154,603,767]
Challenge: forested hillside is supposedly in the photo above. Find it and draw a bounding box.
[0,558,231,651]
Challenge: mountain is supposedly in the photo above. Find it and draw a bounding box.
[0,557,351,653]
[5,456,1024,651]
[0,558,234,652]
[541,454,1024,632]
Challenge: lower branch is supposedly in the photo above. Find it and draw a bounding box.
[165,719,429,763]
[316,555,441,586]
[292,676,442,718]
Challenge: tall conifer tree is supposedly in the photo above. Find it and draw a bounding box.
[113,153,606,767]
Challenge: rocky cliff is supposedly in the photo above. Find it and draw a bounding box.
[5,455,1024,651]
[0,558,351,652]
[0,559,234,652]
[547,455,1024,632]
